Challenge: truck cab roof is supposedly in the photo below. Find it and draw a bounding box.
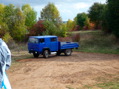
[29,35,57,39]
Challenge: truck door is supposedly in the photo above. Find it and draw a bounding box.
[50,37,58,51]
[28,38,39,52]
[39,38,45,52]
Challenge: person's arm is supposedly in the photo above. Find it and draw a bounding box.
[0,47,5,86]
[2,42,11,70]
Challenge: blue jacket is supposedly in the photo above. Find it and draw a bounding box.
[0,38,11,86]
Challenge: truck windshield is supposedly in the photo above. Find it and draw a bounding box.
[28,38,38,43]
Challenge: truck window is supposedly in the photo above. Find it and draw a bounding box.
[39,39,44,43]
[51,38,57,42]
[28,38,38,43]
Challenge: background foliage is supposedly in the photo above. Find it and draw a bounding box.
[0,0,119,45]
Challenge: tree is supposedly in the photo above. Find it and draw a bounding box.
[0,4,5,22]
[41,3,62,24]
[66,19,76,31]
[88,3,105,29]
[101,5,110,33]
[43,20,57,35]
[22,4,37,29]
[75,13,89,30]
[29,20,45,36]
[0,4,8,37]
[3,4,16,30]
[11,8,27,41]
[107,0,119,38]
[43,20,67,37]
[3,5,27,41]
[40,3,67,37]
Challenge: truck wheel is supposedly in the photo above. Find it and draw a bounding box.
[43,50,49,58]
[33,52,39,58]
[64,49,72,56]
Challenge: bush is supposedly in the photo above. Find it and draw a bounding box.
[29,20,45,36]
[71,33,80,42]
[3,32,13,43]
[58,37,72,42]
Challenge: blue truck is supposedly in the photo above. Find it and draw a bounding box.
[28,36,79,58]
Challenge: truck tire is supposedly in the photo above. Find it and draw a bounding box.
[33,52,39,58]
[64,49,72,56]
[43,50,49,58]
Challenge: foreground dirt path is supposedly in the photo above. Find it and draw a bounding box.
[8,52,119,89]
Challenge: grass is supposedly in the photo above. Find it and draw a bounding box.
[83,78,119,89]
[9,42,33,62]
[65,76,119,89]
[72,30,119,54]
[11,51,32,62]
[96,81,119,89]
[71,30,101,34]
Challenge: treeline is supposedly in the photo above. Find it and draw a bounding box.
[88,0,119,38]
[0,4,37,42]
[0,3,69,43]
[0,0,119,43]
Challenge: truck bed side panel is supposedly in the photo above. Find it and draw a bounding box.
[59,42,79,50]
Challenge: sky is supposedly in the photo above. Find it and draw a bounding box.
[0,0,106,21]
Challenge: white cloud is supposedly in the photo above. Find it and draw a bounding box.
[73,3,91,9]
[32,5,45,19]
[55,2,92,21]
[33,5,44,12]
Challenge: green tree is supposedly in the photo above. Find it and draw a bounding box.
[43,20,66,37]
[40,3,66,37]
[41,3,62,24]
[88,3,105,29]
[58,24,67,37]
[43,20,57,35]
[66,19,75,31]
[102,5,110,33]
[3,5,27,41]
[0,4,7,37]
[12,8,27,41]
[76,13,89,30]
[3,4,16,30]
[0,4,5,22]
[107,0,119,38]
[22,4,37,29]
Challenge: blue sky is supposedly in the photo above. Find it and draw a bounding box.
[0,0,106,21]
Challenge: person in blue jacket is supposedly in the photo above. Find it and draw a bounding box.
[0,38,12,89]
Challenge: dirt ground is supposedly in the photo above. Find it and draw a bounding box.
[7,52,119,89]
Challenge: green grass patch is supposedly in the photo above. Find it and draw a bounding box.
[11,51,33,62]
[76,78,119,89]
[72,30,119,54]
[77,75,119,89]
[75,49,119,54]
[96,81,119,89]
[71,30,101,34]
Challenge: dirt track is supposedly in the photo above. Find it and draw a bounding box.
[8,52,119,89]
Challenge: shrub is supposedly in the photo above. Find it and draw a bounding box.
[71,33,80,42]
[58,37,72,42]
[3,32,13,43]
[29,20,45,36]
